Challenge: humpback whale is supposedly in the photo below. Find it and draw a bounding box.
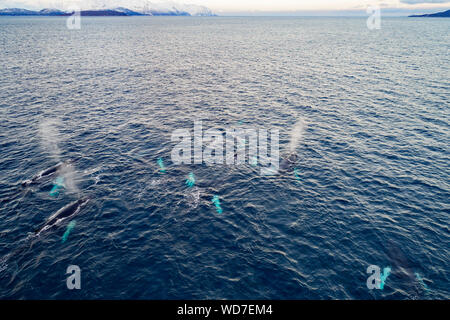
[280,153,299,171]
[0,197,89,272]
[385,240,423,296]
[35,198,89,236]
[386,242,416,281]
[21,160,74,187]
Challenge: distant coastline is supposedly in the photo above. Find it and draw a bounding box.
[0,7,216,17]
[0,9,130,16]
[408,9,450,18]
[1,7,450,18]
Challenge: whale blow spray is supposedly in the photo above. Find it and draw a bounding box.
[39,119,63,161]
[39,119,79,194]
[280,118,306,171]
[288,118,306,153]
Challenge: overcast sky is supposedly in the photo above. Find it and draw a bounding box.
[0,0,448,13]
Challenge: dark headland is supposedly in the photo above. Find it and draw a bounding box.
[409,9,450,17]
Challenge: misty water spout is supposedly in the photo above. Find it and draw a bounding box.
[280,118,306,172]
[288,118,306,153]
[39,119,63,161]
[38,119,79,194]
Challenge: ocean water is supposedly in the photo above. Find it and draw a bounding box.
[0,16,448,299]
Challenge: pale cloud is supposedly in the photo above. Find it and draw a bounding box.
[400,0,449,3]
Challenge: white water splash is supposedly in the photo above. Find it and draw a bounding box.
[83,166,102,176]
[185,187,201,209]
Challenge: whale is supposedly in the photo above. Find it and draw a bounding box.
[280,153,299,171]
[386,242,417,281]
[0,197,89,272]
[35,197,90,236]
[21,159,75,187]
[385,240,423,296]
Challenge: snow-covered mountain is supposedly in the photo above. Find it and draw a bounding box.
[79,1,213,15]
[0,2,216,16]
[139,2,215,16]
[0,8,38,15]
[109,1,215,16]
[0,8,68,15]
[38,8,66,15]
[112,7,146,15]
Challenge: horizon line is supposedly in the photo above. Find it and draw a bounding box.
[1,6,448,16]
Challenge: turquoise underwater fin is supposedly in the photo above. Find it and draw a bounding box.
[186,172,195,188]
[157,158,166,173]
[212,195,223,214]
[50,177,66,197]
[62,221,76,243]
[379,267,391,289]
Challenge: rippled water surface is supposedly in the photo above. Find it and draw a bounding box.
[0,17,449,299]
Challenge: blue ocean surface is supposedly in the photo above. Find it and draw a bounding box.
[0,16,448,299]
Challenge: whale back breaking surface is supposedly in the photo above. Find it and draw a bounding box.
[21,160,76,187]
[385,240,419,294]
[280,153,299,171]
[35,198,89,235]
[21,162,64,187]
